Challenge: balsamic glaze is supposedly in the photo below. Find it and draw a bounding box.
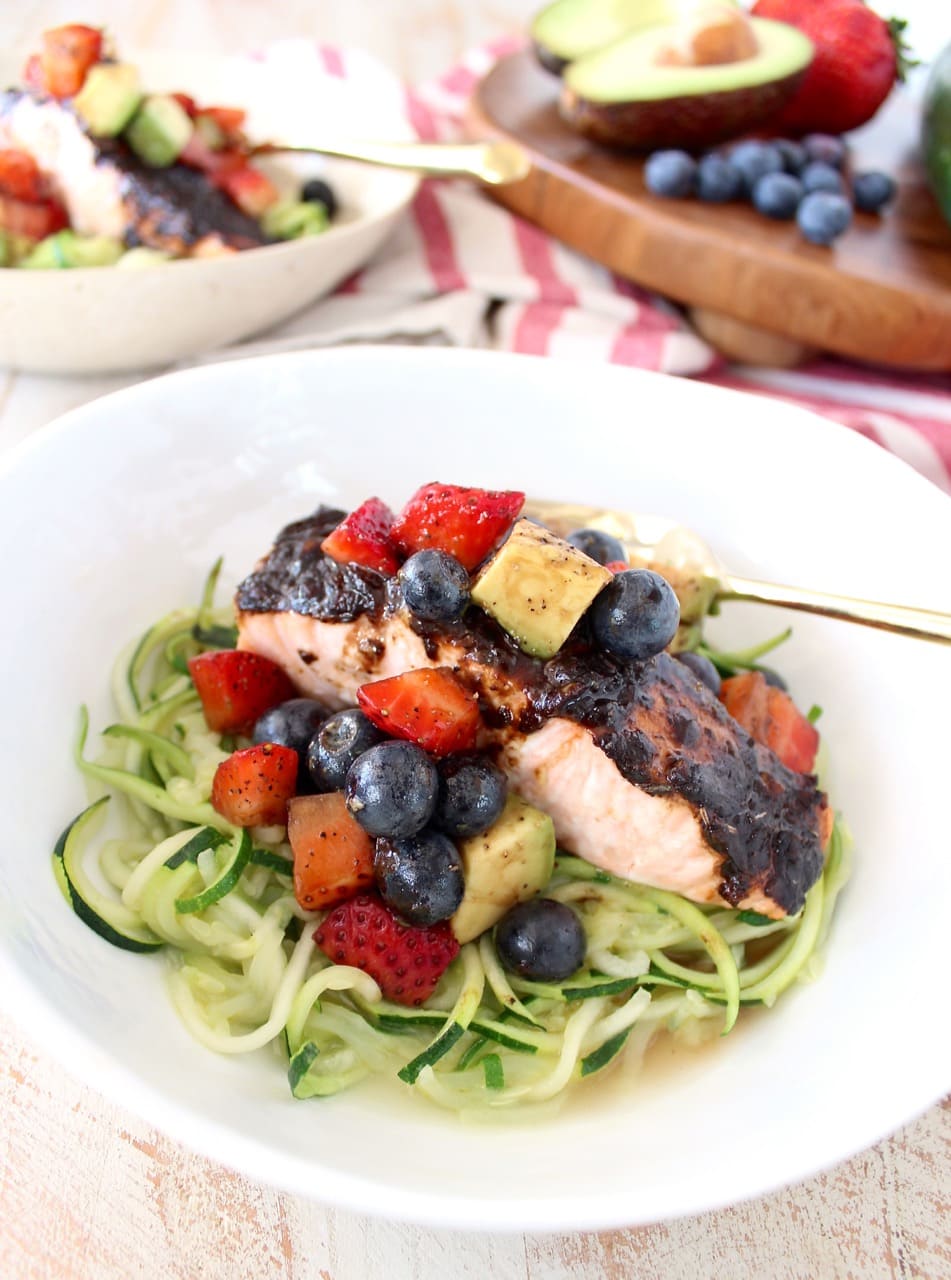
[237,508,826,914]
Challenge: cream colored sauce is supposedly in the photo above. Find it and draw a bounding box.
[0,95,127,237]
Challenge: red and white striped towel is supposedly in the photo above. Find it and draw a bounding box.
[235,40,951,493]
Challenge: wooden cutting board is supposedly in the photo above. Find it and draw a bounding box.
[464,50,951,370]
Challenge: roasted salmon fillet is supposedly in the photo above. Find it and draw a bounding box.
[236,508,831,919]
[0,89,269,253]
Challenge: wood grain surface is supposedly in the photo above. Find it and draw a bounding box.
[464,50,951,371]
[3,1008,947,1280]
[2,3,950,1277]
[2,1006,949,1280]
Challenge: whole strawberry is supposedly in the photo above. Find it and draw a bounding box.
[314,893,460,1007]
[751,0,914,135]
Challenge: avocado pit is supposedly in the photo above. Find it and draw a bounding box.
[558,15,814,150]
[653,3,759,68]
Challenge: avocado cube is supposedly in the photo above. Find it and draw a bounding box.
[451,794,556,944]
[73,63,142,137]
[20,231,124,270]
[19,231,75,269]
[125,94,193,168]
[471,518,612,659]
[261,199,330,241]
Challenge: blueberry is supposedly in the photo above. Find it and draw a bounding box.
[802,133,847,170]
[752,172,804,220]
[345,740,438,838]
[565,527,626,566]
[773,139,806,174]
[800,162,846,196]
[729,141,783,195]
[399,549,469,621]
[852,170,896,213]
[307,707,385,792]
[252,698,328,755]
[696,154,743,203]
[644,150,696,198]
[253,697,329,790]
[495,898,586,982]
[435,754,508,838]
[758,665,788,691]
[797,192,852,246]
[589,569,680,661]
[374,830,464,926]
[675,650,721,695]
[300,177,338,219]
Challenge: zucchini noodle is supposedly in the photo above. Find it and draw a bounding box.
[57,575,852,1116]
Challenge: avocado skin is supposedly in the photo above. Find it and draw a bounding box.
[534,40,570,77]
[560,69,808,151]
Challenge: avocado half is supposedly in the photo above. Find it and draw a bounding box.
[531,0,719,75]
[560,18,813,150]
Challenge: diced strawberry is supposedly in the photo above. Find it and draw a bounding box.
[720,672,819,774]
[0,150,43,201]
[720,671,769,742]
[320,498,399,576]
[391,483,525,572]
[762,687,819,774]
[314,893,460,1006]
[288,792,376,911]
[211,743,298,826]
[356,667,480,757]
[604,559,629,574]
[0,194,68,241]
[179,134,246,178]
[188,649,296,735]
[170,92,199,118]
[217,164,279,217]
[202,105,247,135]
[40,24,103,99]
[23,55,45,93]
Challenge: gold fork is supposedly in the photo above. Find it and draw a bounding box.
[253,138,531,185]
[524,499,951,645]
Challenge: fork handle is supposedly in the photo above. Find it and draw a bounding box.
[253,139,530,184]
[720,574,951,644]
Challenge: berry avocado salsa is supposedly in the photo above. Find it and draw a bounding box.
[58,484,848,1113]
[0,23,336,269]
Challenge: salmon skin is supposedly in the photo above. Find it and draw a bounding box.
[236,507,831,919]
[0,89,269,253]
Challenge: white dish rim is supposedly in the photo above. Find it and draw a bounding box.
[1,346,949,1233]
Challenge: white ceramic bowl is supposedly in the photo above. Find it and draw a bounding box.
[0,47,418,374]
[1,348,949,1231]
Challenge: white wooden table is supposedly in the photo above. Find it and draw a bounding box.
[2,4,949,1276]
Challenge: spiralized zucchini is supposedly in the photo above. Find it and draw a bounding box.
[59,570,851,1116]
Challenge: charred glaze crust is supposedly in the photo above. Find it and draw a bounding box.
[101,143,271,250]
[594,654,824,915]
[236,508,396,621]
[237,508,827,914]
